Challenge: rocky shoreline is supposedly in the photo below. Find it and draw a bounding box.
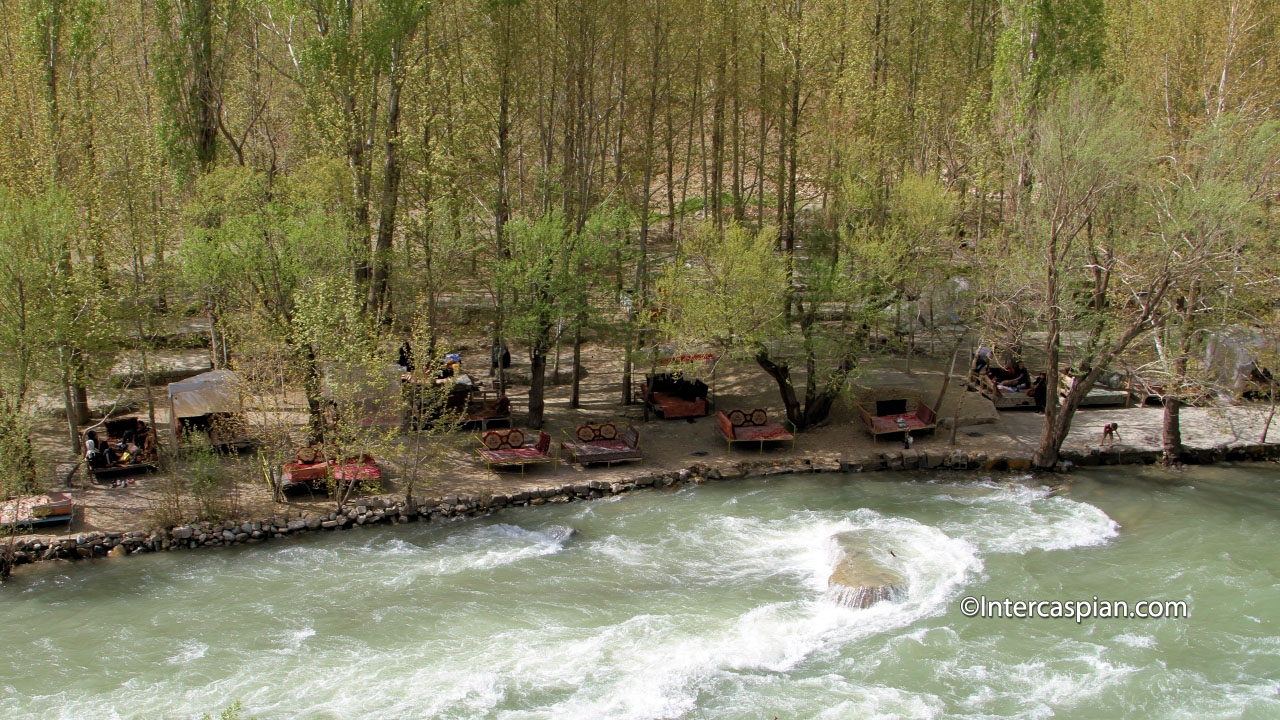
[5,440,1279,576]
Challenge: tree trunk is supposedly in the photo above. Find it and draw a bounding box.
[622,340,634,406]
[1161,397,1182,463]
[302,344,324,444]
[73,383,90,426]
[1034,229,1062,469]
[369,38,409,320]
[528,343,548,429]
[60,351,79,455]
[570,320,583,409]
[1263,383,1276,443]
[755,350,837,431]
[755,352,803,427]
[1162,285,1198,463]
[492,4,513,396]
[190,0,218,170]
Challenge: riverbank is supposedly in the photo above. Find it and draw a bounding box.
[7,400,1278,574]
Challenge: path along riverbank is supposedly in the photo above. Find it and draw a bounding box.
[5,403,1277,576]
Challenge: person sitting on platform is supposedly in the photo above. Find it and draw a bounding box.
[997,362,1032,393]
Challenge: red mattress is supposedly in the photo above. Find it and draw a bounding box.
[868,415,932,435]
[651,391,708,419]
[478,447,552,464]
[734,424,793,442]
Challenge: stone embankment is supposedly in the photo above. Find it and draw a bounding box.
[5,440,1280,575]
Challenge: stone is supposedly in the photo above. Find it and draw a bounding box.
[223,530,236,541]
[827,530,907,609]
[813,458,842,473]
[234,533,249,542]
[172,526,194,540]
[321,520,338,529]
[306,517,322,530]
[901,450,920,470]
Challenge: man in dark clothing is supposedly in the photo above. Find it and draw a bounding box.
[1032,373,1047,413]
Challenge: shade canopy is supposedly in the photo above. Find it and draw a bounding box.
[167,369,244,419]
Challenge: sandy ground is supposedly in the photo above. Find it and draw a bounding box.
[17,341,1279,536]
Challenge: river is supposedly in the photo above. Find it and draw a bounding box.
[3,465,1278,719]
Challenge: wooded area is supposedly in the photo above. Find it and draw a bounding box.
[1,0,1278,504]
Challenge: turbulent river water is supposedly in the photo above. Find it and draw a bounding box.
[3,465,1279,719]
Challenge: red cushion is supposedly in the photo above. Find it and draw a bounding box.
[735,424,793,441]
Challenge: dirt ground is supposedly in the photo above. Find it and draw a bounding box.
[19,339,1280,536]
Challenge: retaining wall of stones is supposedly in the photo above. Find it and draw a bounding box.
[5,441,1279,575]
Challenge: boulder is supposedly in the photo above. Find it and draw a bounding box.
[172,526,194,540]
[827,531,907,609]
[546,525,576,543]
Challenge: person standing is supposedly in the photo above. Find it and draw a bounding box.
[1100,422,1121,447]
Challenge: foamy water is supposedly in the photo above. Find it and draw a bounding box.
[3,466,1279,719]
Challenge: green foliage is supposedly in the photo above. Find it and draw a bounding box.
[654,222,787,358]
[180,163,354,327]
[0,187,117,403]
[0,404,39,499]
[497,208,619,349]
[181,430,238,522]
[994,0,1107,120]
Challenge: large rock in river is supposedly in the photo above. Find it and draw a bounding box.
[827,531,907,609]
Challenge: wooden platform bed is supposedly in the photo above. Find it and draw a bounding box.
[560,423,642,466]
[1,492,73,531]
[857,398,938,442]
[716,409,795,453]
[476,428,558,474]
[642,372,711,419]
[970,373,1038,410]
